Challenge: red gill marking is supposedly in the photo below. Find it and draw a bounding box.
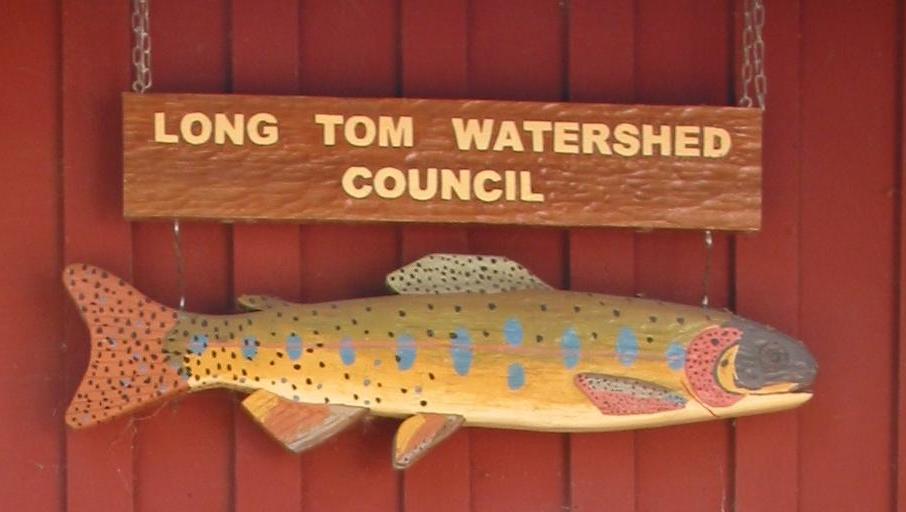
[684,326,742,408]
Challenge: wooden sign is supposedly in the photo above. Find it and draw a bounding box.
[123,93,762,230]
[65,254,815,468]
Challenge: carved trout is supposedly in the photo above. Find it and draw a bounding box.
[65,254,816,468]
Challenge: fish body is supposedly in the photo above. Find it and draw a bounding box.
[65,254,816,467]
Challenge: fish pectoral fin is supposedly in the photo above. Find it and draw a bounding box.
[574,373,688,416]
[241,390,367,453]
[393,413,464,469]
[235,294,296,312]
[386,253,553,295]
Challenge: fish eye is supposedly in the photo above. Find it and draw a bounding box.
[758,341,788,370]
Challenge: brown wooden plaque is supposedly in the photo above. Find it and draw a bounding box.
[123,93,761,230]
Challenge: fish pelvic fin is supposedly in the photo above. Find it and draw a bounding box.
[63,264,189,428]
[241,390,367,453]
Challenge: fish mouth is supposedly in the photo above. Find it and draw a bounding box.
[744,381,812,395]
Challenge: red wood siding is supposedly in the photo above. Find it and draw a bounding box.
[0,1,900,511]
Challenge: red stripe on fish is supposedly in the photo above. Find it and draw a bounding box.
[684,326,742,407]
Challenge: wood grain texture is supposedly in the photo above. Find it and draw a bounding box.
[61,1,135,510]
[130,2,233,511]
[399,1,472,510]
[734,1,801,510]
[230,1,305,511]
[123,93,762,231]
[0,1,64,509]
[566,1,638,510]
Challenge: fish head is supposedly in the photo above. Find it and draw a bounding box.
[723,317,817,395]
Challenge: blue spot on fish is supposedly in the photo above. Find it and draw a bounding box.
[561,328,581,369]
[396,335,416,370]
[616,328,639,366]
[451,328,473,376]
[666,342,686,371]
[242,336,258,360]
[507,363,526,390]
[188,334,208,355]
[340,338,356,366]
[504,318,524,346]
[286,334,302,360]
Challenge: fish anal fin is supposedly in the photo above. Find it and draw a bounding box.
[393,413,464,469]
[574,373,687,415]
[236,294,295,312]
[386,253,553,295]
[241,390,367,453]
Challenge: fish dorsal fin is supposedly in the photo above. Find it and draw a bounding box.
[393,413,464,469]
[241,390,367,453]
[386,254,553,295]
[236,295,295,312]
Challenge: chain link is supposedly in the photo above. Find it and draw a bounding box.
[739,0,766,109]
[131,0,152,94]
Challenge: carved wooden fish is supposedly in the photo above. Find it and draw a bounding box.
[64,254,816,468]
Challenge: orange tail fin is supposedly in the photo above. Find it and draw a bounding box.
[64,264,189,428]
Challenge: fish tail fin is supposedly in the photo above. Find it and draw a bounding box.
[64,263,189,428]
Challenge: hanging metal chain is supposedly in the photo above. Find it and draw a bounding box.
[701,230,713,308]
[739,0,766,109]
[131,0,186,310]
[131,0,152,94]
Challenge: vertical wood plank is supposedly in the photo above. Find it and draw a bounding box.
[900,2,906,510]
[734,1,801,510]
[61,1,135,510]
[566,1,637,511]
[399,1,472,511]
[0,1,64,510]
[633,1,733,510]
[132,2,233,510]
[798,2,897,511]
[467,2,567,509]
[231,1,304,511]
[297,2,401,510]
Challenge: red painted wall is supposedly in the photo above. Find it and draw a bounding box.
[0,1,900,511]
